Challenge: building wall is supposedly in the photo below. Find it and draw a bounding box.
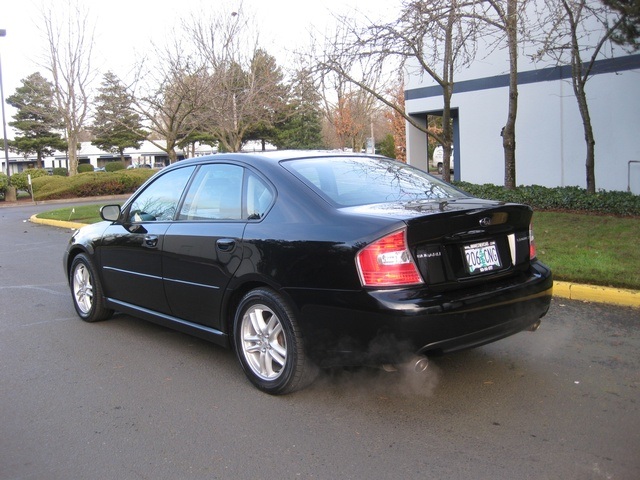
[404,11,640,194]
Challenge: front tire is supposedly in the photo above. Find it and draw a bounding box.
[233,288,317,394]
[69,253,113,322]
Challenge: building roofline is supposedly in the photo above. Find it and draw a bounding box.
[405,53,640,101]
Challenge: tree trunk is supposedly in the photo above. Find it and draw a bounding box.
[67,131,79,176]
[441,8,455,183]
[442,90,453,183]
[565,0,597,195]
[503,0,518,190]
[574,81,596,193]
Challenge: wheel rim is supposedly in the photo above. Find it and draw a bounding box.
[72,263,94,315]
[240,303,287,381]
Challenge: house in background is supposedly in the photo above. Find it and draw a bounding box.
[2,140,274,174]
[404,6,640,194]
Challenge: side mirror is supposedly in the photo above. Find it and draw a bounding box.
[100,204,121,222]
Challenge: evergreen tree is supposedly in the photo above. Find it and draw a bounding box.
[6,72,67,168]
[234,50,291,150]
[379,133,396,159]
[177,130,218,158]
[92,72,147,161]
[601,0,640,49]
[271,70,324,150]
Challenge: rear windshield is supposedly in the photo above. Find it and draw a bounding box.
[283,156,466,207]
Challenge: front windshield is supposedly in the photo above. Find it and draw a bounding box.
[283,156,467,207]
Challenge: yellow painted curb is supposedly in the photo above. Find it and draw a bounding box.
[553,280,640,308]
[29,214,86,230]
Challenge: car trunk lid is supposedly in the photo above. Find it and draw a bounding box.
[345,199,534,289]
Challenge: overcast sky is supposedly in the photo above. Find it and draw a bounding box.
[1,0,399,109]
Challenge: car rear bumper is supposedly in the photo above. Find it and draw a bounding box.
[288,261,553,367]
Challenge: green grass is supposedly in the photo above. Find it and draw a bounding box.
[36,205,640,290]
[36,204,116,224]
[534,211,640,290]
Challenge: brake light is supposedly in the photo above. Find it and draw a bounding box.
[356,229,423,287]
[529,222,537,260]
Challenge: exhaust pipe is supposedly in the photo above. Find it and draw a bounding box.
[528,320,542,332]
[405,355,429,373]
[382,355,429,374]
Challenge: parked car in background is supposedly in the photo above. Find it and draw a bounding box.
[432,145,454,174]
[127,163,152,169]
[63,151,552,394]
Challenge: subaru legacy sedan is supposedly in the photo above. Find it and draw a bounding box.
[64,151,552,394]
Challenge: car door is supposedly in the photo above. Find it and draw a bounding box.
[99,165,196,314]
[162,163,248,329]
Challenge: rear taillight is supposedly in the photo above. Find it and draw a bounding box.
[529,222,537,260]
[356,229,423,287]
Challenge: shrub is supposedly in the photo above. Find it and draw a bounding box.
[453,182,640,217]
[77,164,94,173]
[52,167,68,176]
[9,168,49,192]
[105,161,126,172]
[0,172,8,197]
[32,169,155,201]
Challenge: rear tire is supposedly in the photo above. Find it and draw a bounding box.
[69,253,113,322]
[233,288,317,394]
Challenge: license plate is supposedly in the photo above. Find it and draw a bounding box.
[464,241,501,274]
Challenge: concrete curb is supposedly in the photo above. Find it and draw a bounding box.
[28,215,639,309]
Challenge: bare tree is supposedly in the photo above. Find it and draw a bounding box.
[41,1,95,175]
[533,0,627,193]
[385,81,408,162]
[127,43,208,163]
[479,0,528,189]
[311,1,538,187]
[311,1,482,182]
[184,6,289,152]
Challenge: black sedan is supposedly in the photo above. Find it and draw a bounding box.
[64,151,552,394]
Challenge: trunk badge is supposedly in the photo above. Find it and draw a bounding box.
[479,217,492,227]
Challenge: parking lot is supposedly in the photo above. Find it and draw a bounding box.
[1,201,639,479]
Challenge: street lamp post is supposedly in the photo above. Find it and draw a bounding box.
[0,28,16,201]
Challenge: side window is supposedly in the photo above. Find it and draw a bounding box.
[128,166,195,222]
[246,172,274,220]
[179,164,244,220]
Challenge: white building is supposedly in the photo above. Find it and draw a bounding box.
[404,5,640,194]
[1,140,275,174]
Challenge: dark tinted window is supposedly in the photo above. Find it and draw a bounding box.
[246,171,274,220]
[284,156,465,207]
[179,164,244,220]
[128,166,195,222]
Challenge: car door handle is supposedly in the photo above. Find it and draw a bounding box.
[216,238,236,252]
[143,235,159,248]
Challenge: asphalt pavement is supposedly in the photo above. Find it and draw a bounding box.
[1,199,639,479]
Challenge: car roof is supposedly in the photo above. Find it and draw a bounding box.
[169,150,385,168]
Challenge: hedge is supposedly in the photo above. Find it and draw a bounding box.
[31,169,156,201]
[453,182,640,217]
[77,164,95,173]
[0,172,8,196]
[9,168,49,192]
[105,161,126,172]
